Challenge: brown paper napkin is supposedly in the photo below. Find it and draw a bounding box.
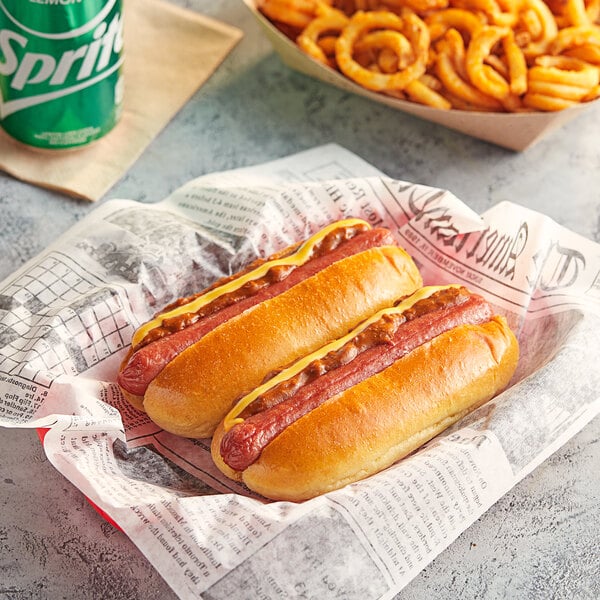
[0,0,243,201]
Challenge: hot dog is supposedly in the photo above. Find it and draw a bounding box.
[211,285,519,501]
[117,218,423,437]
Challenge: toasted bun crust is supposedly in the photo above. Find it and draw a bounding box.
[142,246,422,438]
[212,316,519,501]
[119,387,145,412]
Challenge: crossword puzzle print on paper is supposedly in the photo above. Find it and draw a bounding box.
[0,251,131,423]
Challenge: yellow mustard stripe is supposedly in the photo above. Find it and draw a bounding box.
[131,218,372,348]
[222,284,460,431]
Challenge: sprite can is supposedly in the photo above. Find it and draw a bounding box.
[0,0,124,149]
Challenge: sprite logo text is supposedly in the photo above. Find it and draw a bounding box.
[0,11,123,118]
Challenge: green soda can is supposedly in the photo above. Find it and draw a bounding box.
[0,0,124,149]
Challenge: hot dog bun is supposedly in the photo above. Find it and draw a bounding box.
[119,382,145,412]
[139,243,422,437]
[211,313,519,502]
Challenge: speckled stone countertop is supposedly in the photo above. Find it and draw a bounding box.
[1,1,599,599]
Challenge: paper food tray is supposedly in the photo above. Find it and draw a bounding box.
[2,145,599,599]
[243,0,600,151]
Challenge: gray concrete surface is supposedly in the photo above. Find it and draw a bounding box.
[1,1,599,598]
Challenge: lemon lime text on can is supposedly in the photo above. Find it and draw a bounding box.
[0,0,124,149]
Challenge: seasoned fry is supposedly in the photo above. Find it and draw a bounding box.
[437,43,506,108]
[531,55,600,87]
[549,25,600,54]
[380,0,449,13]
[525,54,599,105]
[516,0,559,57]
[451,0,518,27]
[564,0,594,27]
[564,42,600,63]
[297,8,349,64]
[583,83,600,99]
[587,0,600,23]
[257,0,600,111]
[405,77,453,108]
[354,30,415,71]
[523,92,580,109]
[425,8,485,42]
[259,0,316,29]
[527,79,593,99]
[335,11,429,91]
[466,27,522,100]
[504,29,528,94]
